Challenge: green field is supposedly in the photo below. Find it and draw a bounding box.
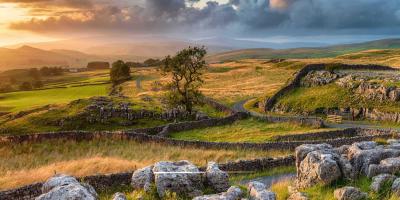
[170,118,331,143]
[0,84,110,112]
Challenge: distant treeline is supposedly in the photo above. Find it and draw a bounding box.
[126,58,164,68]
[0,66,65,92]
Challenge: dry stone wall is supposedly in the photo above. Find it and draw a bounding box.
[0,157,295,200]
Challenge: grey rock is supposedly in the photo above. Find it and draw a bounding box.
[206,162,230,193]
[391,178,400,196]
[333,186,367,200]
[301,70,339,87]
[367,157,400,177]
[346,142,400,176]
[370,174,396,192]
[295,144,333,171]
[36,174,98,200]
[193,186,242,200]
[131,166,154,192]
[112,192,127,200]
[296,150,342,188]
[153,160,203,198]
[247,181,276,200]
[36,184,97,200]
[41,174,79,193]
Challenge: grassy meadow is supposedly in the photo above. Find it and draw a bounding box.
[0,84,110,112]
[0,139,291,190]
[170,118,333,143]
[276,83,400,114]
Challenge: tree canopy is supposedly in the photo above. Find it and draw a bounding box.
[160,46,207,113]
[110,60,131,84]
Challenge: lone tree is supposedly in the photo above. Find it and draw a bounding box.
[110,60,131,84]
[161,46,207,113]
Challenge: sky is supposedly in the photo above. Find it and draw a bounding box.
[1,0,400,47]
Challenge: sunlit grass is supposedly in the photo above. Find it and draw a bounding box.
[170,118,332,143]
[0,139,291,190]
[0,84,110,112]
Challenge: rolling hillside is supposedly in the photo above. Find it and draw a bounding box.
[207,38,400,63]
[0,46,101,70]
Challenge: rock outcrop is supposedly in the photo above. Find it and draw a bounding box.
[247,181,276,200]
[35,174,98,200]
[295,144,353,189]
[153,160,204,198]
[131,165,154,192]
[193,186,243,200]
[295,140,400,199]
[333,187,367,200]
[295,141,400,189]
[370,174,396,192]
[301,70,339,87]
[205,162,230,193]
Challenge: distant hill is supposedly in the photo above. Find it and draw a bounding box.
[206,38,400,63]
[0,46,102,70]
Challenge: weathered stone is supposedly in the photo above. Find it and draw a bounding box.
[346,141,400,176]
[247,181,276,200]
[370,174,396,192]
[296,150,342,188]
[153,160,203,198]
[301,70,339,87]
[368,157,400,177]
[112,192,127,200]
[41,174,80,193]
[391,178,400,196]
[287,186,308,200]
[193,186,242,200]
[295,143,333,170]
[35,174,97,200]
[206,162,230,193]
[36,184,97,200]
[333,186,367,200]
[131,166,154,192]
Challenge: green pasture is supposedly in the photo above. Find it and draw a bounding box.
[0,84,110,112]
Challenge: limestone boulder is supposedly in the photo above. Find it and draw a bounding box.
[112,192,127,200]
[346,142,400,176]
[205,162,230,193]
[367,157,400,177]
[41,174,80,193]
[391,178,400,196]
[247,181,276,200]
[296,150,342,188]
[193,186,243,200]
[131,165,154,192]
[333,186,367,200]
[153,160,203,198]
[295,143,333,170]
[35,174,98,200]
[370,174,396,192]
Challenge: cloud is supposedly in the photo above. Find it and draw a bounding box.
[6,0,400,37]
